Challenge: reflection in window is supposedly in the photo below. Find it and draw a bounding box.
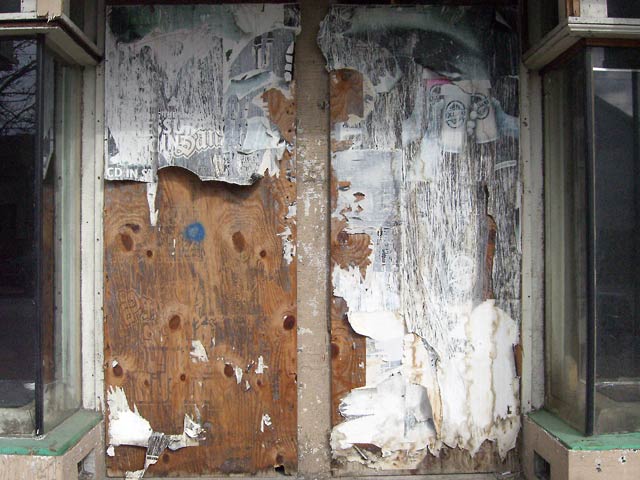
[0,38,82,435]
[593,64,640,433]
[607,1,640,19]
[526,0,559,49]
[0,1,21,14]
[0,39,38,432]
[544,47,640,436]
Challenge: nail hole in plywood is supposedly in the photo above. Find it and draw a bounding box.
[168,315,181,330]
[283,315,296,330]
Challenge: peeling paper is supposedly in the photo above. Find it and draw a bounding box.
[255,355,268,374]
[107,386,153,448]
[146,182,158,227]
[190,340,209,363]
[331,374,438,460]
[105,4,300,225]
[320,4,521,468]
[234,366,243,384]
[108,387,206,478]
[277,226,296,265]
[260,413,272,433]
[105,4,300,186]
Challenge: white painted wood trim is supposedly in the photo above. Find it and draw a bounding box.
[525,17,640,71]
[523,21,577,71]
[0,13,38,21]
[0,25,98,65]
[81,65,98,411]
[519,66,545,413]
[579,0,608,18]
[81,0,105,412]
[37,0,62,18]
[21,0,37,13]
[569,18,640,36]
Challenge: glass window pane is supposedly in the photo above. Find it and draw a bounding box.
[592,49,640,434]
[544,52,588,434]
[43,55,82,432]
[70,0,97,43]
[607,1,640,18]
[0,1,21,14]
[0,38,38,435]
[526,0,559,49]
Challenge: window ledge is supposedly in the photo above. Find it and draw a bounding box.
[524,18,640,70]
[0,15,101,65]
[528,409,640,451]
[0,409,101,456]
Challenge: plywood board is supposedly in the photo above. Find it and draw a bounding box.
[104,152,297,475]
[104,5,298,475]
[103,5,299,473]
[321,5,521,474]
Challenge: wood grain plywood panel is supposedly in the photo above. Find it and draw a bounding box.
[329,69,368,428]
[104,92,297,477]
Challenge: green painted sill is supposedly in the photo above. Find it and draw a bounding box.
[0,409,102,456]
[529,409,640,451]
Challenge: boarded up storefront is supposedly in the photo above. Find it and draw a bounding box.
[102,2,521,478]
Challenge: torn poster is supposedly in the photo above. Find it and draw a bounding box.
[320,5,521,470]
[107,386,206,478]
[105,4,300,185]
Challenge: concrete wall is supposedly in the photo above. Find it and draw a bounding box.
[0,423,104,480]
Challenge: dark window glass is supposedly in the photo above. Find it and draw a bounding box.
[592,48,640,434]
[0,1,21,14]
[0,39,82,436]
[69,0,85,32]
[526,0,559,49]
[607,1,640,18]
[544,47,640,435]
[0,39,38,433]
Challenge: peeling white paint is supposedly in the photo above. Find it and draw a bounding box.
[332,263,400,314]
[234,366,243,384]
[255,355,268,374]
[107,386,153,448]
[108,386,206,478]
[190,340,209,363]
[260,413,272,433]
[331,374,438,462]
[286,203,297,222]
[146,182,159,227]
[277,225,296,265]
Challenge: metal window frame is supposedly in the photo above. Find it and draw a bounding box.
[34,33,45,436]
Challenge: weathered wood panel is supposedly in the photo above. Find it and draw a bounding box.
[322,5,521,474]
[104,88,297,476]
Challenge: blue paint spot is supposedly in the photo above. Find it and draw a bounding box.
[184,222,205,242]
